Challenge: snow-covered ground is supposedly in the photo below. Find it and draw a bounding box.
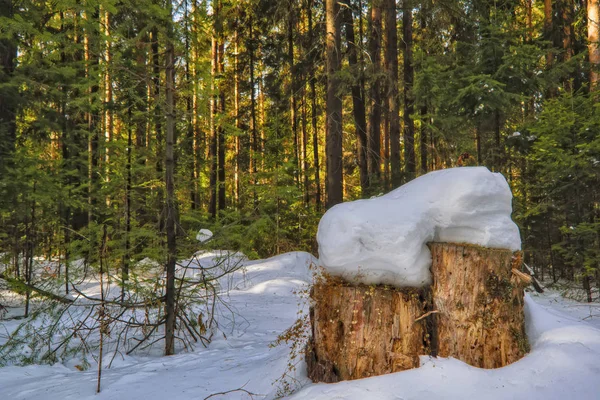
[1,251,600,400]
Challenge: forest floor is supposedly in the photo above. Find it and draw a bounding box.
[1,251,600,400]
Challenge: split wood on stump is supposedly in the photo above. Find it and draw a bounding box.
[306,279,431,382]
[306,242,529,383]
[430,242,529,369]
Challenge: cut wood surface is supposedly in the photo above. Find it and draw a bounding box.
[306,278,430,382]
[429,242,529,368]
[307,242,529,382]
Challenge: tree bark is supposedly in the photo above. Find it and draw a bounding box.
[84,6,99,224]
[233,24,241,206]
[562,0,575,92]
[307,279,429,382]
[248,15,258,204]
[101,7,113,206]
[589,0,600,90]
[326,0,343,208]
[151,24,162,175]
[164,11,177,356]
[217,41,226,211]
[309,0,321,210]
[289,3,299,189]
[420,104,428,174]
[367,0,383,188]
[544,0,556,97]
[0,0,17,174]
[209,27,218,218]
[342,1,369,195]
[384,0,401,188]
[430,243,529,368]
[402,1,415,181]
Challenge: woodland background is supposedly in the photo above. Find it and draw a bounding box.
[1,0,599,306]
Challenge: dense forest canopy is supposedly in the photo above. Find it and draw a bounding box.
[0,0,599,304]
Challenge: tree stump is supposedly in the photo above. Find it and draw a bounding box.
[306,242,529,382]
[306,277,431,383]
[429,242,529,368]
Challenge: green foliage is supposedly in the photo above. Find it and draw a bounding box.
[518,91,600,287]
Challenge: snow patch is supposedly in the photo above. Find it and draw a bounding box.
[317,167,521,287]
[195,229,213,243]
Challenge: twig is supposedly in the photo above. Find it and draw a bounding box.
[203,383,261,400]
[414,310,440,323]
[0,273,73,303]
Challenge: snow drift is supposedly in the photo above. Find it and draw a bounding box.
[317,167,521,287]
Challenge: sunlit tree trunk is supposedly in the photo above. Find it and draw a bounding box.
[234,24,240,206]
[0,0,16,172]
[308,1,322,210]
[562,0,574,92]
[289,3,300,188]
[367,0,382,188]
[544,0,556,97]
[164,1,178,356]
[326,0,343,208]
[342,0,369,195]
[589,0,600,90]
[384,0,401,188]
[402,0,415,181]
[419,0,428,175]
[209,32,218,218]
[249,15,258,203]
[217,41,226,211]
[302,94,310,205]
[101,6,113,206]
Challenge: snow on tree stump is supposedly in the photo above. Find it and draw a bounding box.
[429,242,529,369]
[306,243,530,383]
[305,276,431,383]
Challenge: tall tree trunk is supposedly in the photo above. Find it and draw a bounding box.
[234,25,241,206]
[342,0,369,195]
[326,0,343,208]
[0,0,17,174]
[151,24,163,174]
[589,0,600,90]
[123,109,132,301]
[85,7,94,223]
[367,0,383,188]
[308,1,322,210]
[562,0,574,92]
[209,32,218,218]
[402,0,415,181]
[302,95,310,205]
[289,4,300,189]
[217,42,226,211]
[164,9,178,357]
[101,7,113,206]
[526,0,533,42]
[419,6,428,175]
[191,6,201,210]
[384,0,401,188]
[493,109,502,171]
[249,16,258,203]
[184,1,198,210]
[476,125,482,165]
[59,11,72,294]
[420,105,428,174]
[544,0,556,97]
